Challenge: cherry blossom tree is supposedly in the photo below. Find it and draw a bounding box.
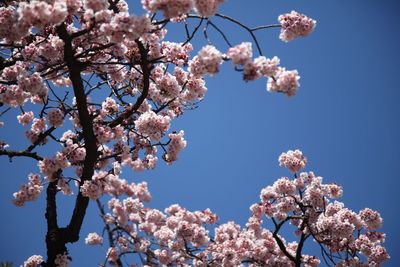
[0,0,389,266]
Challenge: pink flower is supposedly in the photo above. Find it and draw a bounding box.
[93,124,114,144]
[182,77,207,102]
[31,118,47,133]
[267,68,300,97]
[142,0,193,19]
[227,42,253,66]
[47,109,64,128]
[84,0,109,12]
[135,111,171,141]
[278,11,316,42]
[18,0,68,30]
[164,130,187,164]
[278,149,307,173]
[194,0,224,17]
[359,208,383,230]
[243,61,261,81]
[104,13,152,43]
[57,178,73,196]
[189,45,223,78]
[106,247,119,264]
[273,177,296,195]
[17,111,34,126]
[151,72,181,103]
[0,84,29,107]
[63,140,86,163]
[0,7,20,40]
[22,255,44,267]
[253,56,280,77]
[101,97,119,114]
[85,232,104,245]
[12,173,43,207]
[161,41,193,66]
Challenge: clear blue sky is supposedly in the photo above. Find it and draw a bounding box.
[1,0,399,266]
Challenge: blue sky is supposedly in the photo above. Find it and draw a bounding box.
[1,0,399,266]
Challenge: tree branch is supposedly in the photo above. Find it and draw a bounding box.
[0,149,43,161]
[109,40,151,127]
[56,23,98,244]
[96,200,123,267]
[272,218,296,262]
[44,179,68,267]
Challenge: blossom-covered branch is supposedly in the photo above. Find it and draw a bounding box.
[3,1,384,267]
[83,150,389,266]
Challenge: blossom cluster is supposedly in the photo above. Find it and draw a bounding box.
[85,232,104,245]
[80,170,152,201]
[0,0,69,41]
[97,198,219,265]
[164,130,187,164]
[0,67,48,107]
[188,45,223,78]
[79,150,389,266]
[227,42,253,66]
[161,41,193,66]
[38,152,70,181]
[0,1,331,265]
[253,150,389,266]
[135,111,172,141]
[142,0,224,19]
[224,42,301,96]
[47,109,64,128]
[194,0,224,17]
[17,111,34,126]
[12,173,43,207]
[279,11,317,42]
[1,3,315,196]
[267,68,300,97]
[278,149,307,173]
[22,255,44,267]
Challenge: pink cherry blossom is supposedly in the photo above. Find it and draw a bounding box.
[189,45,223,77]
[254,56,280,77]
[135,111,171,141]
[12,173,43,207]
[1,1,387,266]
[57,178,73,196]
[278,11,316,42]
[227,42,253,66]
[85,232,104,245]
[22,255,44,267]
[359,208,383,230]
[194,0,224,17]
[161,42,193,66]
[142,0,193,19]
[278,149,307,173]
[31,118,47,133]
[17,111,34,126]
[47,109,64,128]
[267,68,300,97]
[84,0,109,12]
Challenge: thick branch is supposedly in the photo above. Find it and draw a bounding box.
[294,232,309,267]
[56,23,98,243]
[45,181,59,234]
[44,180,68,267]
